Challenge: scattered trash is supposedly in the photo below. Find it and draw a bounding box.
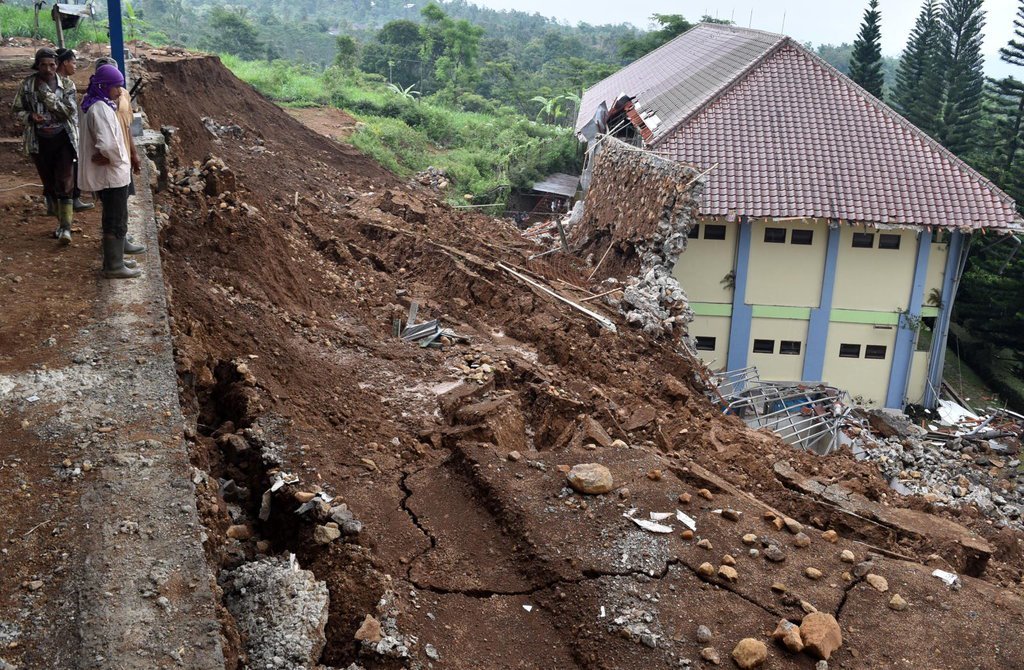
[931,569,961,588]
[627,517,674,534]
[675,510,697,531]
[395,301,468,348]
[26,395,39,403]
[295,492,334,516]
[649,512,673,521]
[599,606,606,618]
[522,604,533,612]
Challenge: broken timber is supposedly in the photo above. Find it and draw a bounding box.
[497,262,617,332]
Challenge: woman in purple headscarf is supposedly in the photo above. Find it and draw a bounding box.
[78,63,140,279]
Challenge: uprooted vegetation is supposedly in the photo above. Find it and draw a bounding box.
[142,52,1024,669]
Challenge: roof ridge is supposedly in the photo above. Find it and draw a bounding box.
[787,43,1019,214]
[649,35,791,148]
[696,22,787,40]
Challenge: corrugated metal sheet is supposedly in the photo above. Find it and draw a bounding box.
[531,173,579,198]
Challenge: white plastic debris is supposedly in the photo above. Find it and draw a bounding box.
[26,395,39,403]
[629,517,674,534]
[649,512,674,521]
[931,569,960,587]
[599,606,606,618]
[522,605,533,612]
[937,399,980,426]
[675,510,697,531]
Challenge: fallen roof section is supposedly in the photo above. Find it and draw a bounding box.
[530,172,579,198]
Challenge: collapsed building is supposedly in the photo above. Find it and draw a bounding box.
[574,23,1024,411]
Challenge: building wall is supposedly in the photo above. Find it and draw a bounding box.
[674,219,736,304]
[689,313,731,370]
[747,317,808,380]
[924,233,950,308]
[907,351,930,405]
[745,219,826,308]
[833,226,918,312]
[822,322,897,405]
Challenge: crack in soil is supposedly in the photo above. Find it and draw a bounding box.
[397,464,438,583]
[833,574,865,622]
[677,560,786,620]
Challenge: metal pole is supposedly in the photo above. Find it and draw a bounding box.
[107,0,126,76]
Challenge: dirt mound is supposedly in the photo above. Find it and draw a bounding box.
[141,52,1024,669]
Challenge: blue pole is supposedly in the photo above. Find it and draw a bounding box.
[885,230,932,409]
[802,222,841,381]
[924,232,968,408]
[107,0,125,75]
[726,218,753,372]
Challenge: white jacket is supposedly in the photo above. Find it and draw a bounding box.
[77,101,130,192]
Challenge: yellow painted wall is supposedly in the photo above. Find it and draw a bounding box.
[675,218,735,303]
[690,315,731,371]
[748,318,808,381]
[746,219,827,308]
[833,226,919,312]
[907,351,929,405]
[822,322,897,406]
[924,235,949,309]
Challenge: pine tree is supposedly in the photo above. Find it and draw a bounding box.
[893,0,944,134]
[986,77,1024,203]
[1000,0,1024,67]
[936,0,987,157]
[849,0,885,97]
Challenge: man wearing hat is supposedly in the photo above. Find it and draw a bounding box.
[11,47,80,244]
[55,47,94,213]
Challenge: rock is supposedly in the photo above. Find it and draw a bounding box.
[678,492,692,504]
[566,463,614,494]
[697,539,714,550]
[681,529,695,540]
[721,508,741,521]
[784,518,803,534]
[221,556,329,669]
[294,491,317,503]
[816,662,829,670]
[888,594,908,611]
[822,530,839,543]
[800,612,843,660]
[611,439,628,449]
[663,375,692,402]
[772,619,804,653]
[27,580,43,591]
[424,643,440,660]
[865,574,889,592]
[742,533,758,545]
[805,567,823,580]
[226,524,253,540]
[764,545,786,562]
[840,550,855,563]
[793,532,811,548]
[696,625,713,643]
[697,562,716,578]
[700,647,721,665]
[722,554,737,566]
[717,565,738,582]
[698,488,714,500]
[801,600,817,614]
[853,561,874,578]
[508,450,522,461]
[355,614,382,643]
[647,469,663,481]
[313,524,341,545]
[731,638,767,669]
[770,582,787,593]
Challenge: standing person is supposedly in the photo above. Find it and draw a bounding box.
[78,64,140,279]
[11,47,79,244]
[94,56,144,255]
[55,47,94,213]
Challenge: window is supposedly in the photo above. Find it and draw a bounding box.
[688,224,700,238]
[752,339,775,354]
[764,227,787,244]
[839,343,861,358]
[704,224,726,240]
[852,233,875,248]
[865,345,887,360]
[695,336,716,351]
[878,234,901,250]
[791,229,814,245]
[780,340,802,355]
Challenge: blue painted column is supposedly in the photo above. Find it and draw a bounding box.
[885,229,932,409]
[107,0,125,75]
[924,231,968,408]
[726,217,753,371]
[802,222,841,381]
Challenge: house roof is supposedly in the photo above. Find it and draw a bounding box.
[577,24,1023,231]
[531,172,579,198]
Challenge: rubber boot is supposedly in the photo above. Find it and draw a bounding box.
[124,235,146,255]
[56,199,73,245]
[73,196,95,212]
[44,194,56,216]
[102,235,142,279]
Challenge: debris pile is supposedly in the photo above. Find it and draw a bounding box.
[393,301,469,348]
[570,136,703,339]
[409,166,450,191]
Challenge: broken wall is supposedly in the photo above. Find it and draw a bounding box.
[573,136,703,340]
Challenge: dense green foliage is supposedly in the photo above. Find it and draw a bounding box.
[849,0,885,98]
[936,0,987,156]
[892,0,944,131]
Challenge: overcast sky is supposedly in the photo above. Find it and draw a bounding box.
[467,0,1020,78]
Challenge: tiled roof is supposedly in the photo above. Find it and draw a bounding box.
[578,24,1022,231]
[575,24,784,144]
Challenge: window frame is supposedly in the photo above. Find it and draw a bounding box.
[763,227,787,244]
[878,233,901,250]
[852,233,875,249]
[865,344,887,360]
[694,336,716,351]
[839,343,862,358]
[752,339,775,354]
[790,229,814,245]
[704,224,727,240]
[779,340,802,355]
[688,224,701,239]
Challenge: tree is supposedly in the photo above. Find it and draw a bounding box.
[334,34,359,71]
[360,20,424,87]
[419,3,484,103]
[936,0,987,157]
[205,7,263,60]
[1001,0,1024,67]
[892,0,944,134]
[618,14,692,61]
[986,77,1024,203]
[849,0,885,97]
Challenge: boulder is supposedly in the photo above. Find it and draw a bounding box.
[800,612,843,660]
[731,638,768,668]
[566,463,614,494]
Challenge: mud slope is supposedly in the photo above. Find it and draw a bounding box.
[141,53,1024,669]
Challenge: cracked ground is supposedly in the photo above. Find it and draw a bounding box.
[134,51,1024,669]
